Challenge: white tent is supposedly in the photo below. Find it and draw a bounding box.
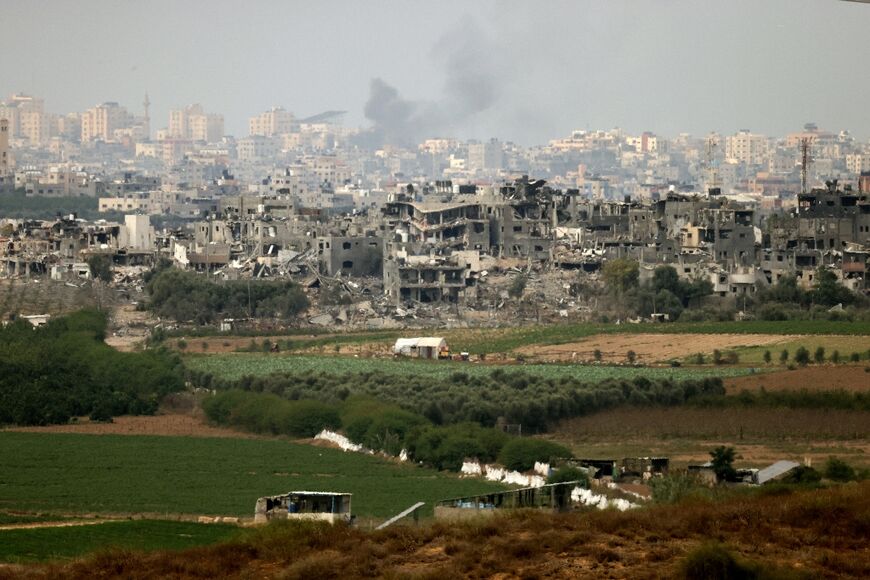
[393,337,448,359]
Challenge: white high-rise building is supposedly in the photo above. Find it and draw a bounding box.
[168,104,224,142]
[0,118,10,176]
[249,107,297,137]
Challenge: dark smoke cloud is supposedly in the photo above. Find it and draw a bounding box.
[355,16,504,149]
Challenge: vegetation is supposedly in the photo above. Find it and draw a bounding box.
[0,520,240,564]
[753,270,869,321]
[188,365,728,434]
[0,310,184,425]
[184,353,752,383]
[498,439,571,472]
[546,466,590,487]
[146,266,308,324]
[709,446,737,482]
[0,189,124,221]
[0,432,506,519]
[14,482,868,578]
[202,391,341,438]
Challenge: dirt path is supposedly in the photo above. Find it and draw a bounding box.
[0,520,119,532]
[518,333,801,363]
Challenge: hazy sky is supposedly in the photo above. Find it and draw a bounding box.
[1,0,868,145]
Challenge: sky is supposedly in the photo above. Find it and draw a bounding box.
[1,0,868,145]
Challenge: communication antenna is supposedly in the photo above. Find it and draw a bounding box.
[704,134,720,193]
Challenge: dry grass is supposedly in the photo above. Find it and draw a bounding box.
[3,483,867,579]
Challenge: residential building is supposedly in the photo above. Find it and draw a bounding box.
[81,102,133,142]
[725,130,769,166]
[249,107,297,137]
[168,104,224,142]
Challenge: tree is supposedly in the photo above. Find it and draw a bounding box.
[709,446,737,482]
[831,350,840,364]
[824,457,856,482]
[763,350,772,364]
[779,349,789,363]
[593,349,602,362]
[794,346,810,366]
[626,350,637,364]
[602,259,639,293]
[814,346,825,364]
[87,255,113,283]
[811,268,854,307]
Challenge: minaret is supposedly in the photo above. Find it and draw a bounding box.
[142,93,151,140]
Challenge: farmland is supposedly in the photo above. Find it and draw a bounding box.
[184,352,756,382]
[0,520,240,563]
[0,432,505,521]
[173,318,870,357]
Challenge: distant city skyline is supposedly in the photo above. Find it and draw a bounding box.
[1,0,868,145]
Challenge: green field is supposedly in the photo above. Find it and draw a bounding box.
[0,520,240,563]
[0,433,505,520]
[185,353,758,382]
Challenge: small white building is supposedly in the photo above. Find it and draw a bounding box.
[393,337,449,359]
[254,491,352,524]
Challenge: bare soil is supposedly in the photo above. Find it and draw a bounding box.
[2,414,261,439]
[518,332,801,363]
[724,364,870,393]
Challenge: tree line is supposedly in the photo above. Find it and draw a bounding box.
[145,264,309,325]
[0,310,184,425]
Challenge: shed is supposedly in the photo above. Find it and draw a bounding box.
[435,481,583,521]
[393,337,448,359]
[756,460,800,485]
[254,491,352,524]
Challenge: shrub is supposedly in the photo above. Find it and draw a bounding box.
[593,349,602,362]
[779,349,789,363]
[794,347,810,366]
[626,350,637,364]
[508,274,527,299]
[709,446,736,482]
[650,473,703,504]
[814,346,825,364]
[547,467,589,487]
[831,350,840,364]
[824,457,856,482]
[679,542,756,580]
[780,465,822,485]
[498,439,571,472]
[850,352,861,362]
[177,339,188,351]
[763,350,771,364]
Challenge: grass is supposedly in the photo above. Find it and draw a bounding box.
[0,432,505,520]
[184,353,757,382]
[0,520,240,563]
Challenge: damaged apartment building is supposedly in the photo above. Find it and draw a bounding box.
[378,176,868,307]
[1,214,156,278]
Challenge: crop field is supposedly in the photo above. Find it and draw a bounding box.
[0,520,240,563]
[167,319,870,357]
[184,353,757,382]
[724,365,870,393]
[549,407,870,468]
[0,433,505,521]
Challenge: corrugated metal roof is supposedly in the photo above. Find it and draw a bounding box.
[756,460,800,484]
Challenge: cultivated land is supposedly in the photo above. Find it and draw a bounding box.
[169,319,870,357]
[549,407,870,468]
[0,520,240,564]
[0,433,505,521]
[724,364,870,393]
[5,483,868,579]
[184,352,755,382]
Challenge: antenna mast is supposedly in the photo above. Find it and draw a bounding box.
[800,137,812,194]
